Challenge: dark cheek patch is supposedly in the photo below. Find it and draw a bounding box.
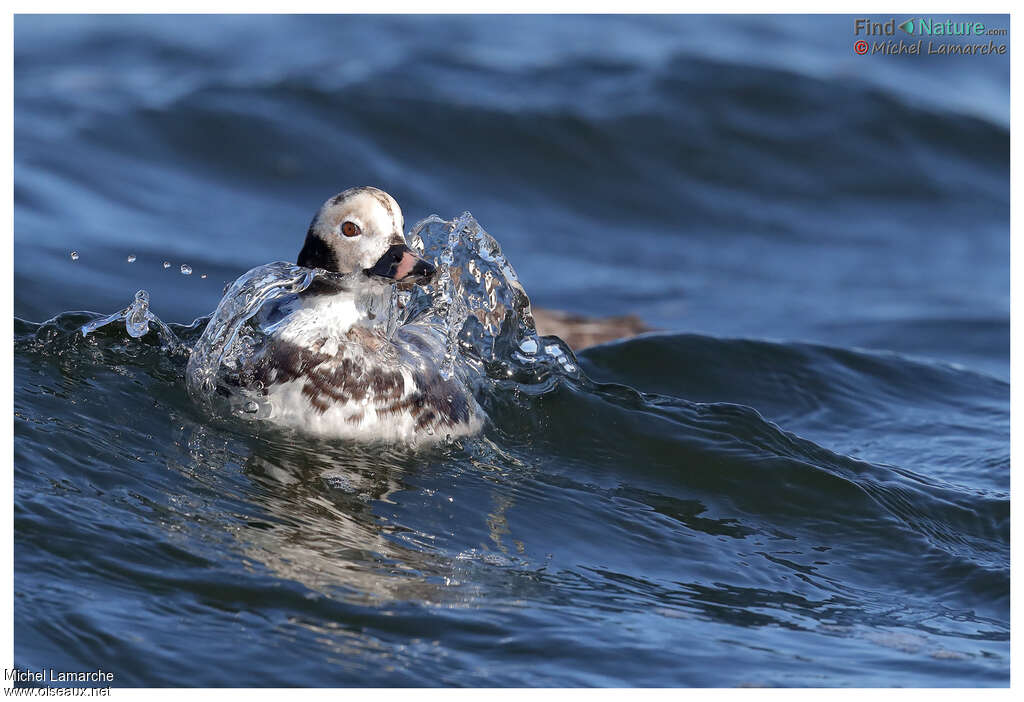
[297,226,338,272]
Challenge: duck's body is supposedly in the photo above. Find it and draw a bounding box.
[253,283,483,443]
[248,186,485,444]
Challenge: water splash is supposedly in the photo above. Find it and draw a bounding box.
[80,289,183,350]
[401,213,581,388]
[184,261,315,415]
[81,212,580,433]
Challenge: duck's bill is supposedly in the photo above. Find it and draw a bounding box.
[365,244,436,284]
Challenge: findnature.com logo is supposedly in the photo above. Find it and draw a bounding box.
[852,17,1008,56]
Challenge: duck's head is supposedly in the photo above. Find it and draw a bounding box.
[297,186,435,285]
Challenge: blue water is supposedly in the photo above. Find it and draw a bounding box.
[13,15,1009,686]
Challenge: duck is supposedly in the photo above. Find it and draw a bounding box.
[248,186,485,444]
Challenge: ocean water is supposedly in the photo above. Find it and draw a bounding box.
[13,15,1009,687]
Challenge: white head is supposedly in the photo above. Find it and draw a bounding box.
[297,186,434,284]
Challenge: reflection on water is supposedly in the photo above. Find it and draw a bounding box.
[175,421,539,610]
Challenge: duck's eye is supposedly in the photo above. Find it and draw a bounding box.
[341,221,361,237]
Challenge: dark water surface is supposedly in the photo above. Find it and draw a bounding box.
[13,15,1009,686]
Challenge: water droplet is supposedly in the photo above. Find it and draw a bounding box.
[200,274,207,279]
[243,401,259,414]
[162,261,171,269]
[180,264,192,276]
[127,254,136,263]
[69,251,79,261]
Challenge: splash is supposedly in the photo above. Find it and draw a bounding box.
[402,213,581,384]
[80,289,184,350]
[184,261,314,416]
[83,212,581,432]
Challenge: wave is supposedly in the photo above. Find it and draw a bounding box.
[18,50,1006,220]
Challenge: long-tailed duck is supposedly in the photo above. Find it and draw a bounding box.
[250,186,485,444]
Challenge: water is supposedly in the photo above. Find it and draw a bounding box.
[13,15,1008,687]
